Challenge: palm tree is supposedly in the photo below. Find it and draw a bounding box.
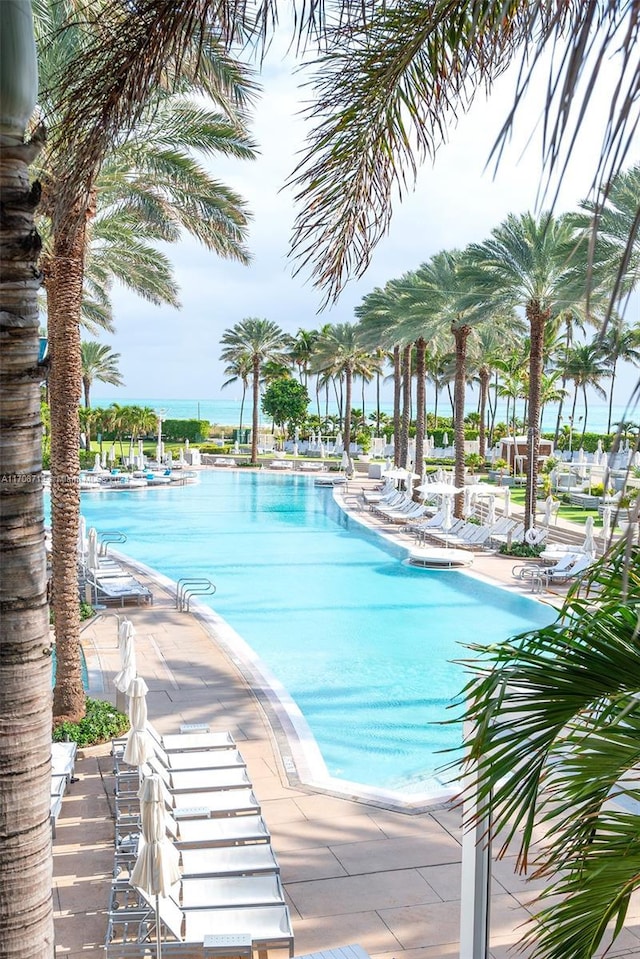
[0,4,53,954]
[38,11,256,724]
[80,340,123,409]
[563,342,608,444]
[460,539,640,959]
[221,354,253,440]
[311,323,373,470]
[600,318,640,434]
[463,212,588,529]
[219,319,291,464]
[290,328,319,387]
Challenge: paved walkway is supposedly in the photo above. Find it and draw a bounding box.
[52,474,639,959]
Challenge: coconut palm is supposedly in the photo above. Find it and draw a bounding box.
[80,340,123,409]
[0,4,53,954]
[460,538,640,959]
[219,319,292,464]
[462,212,588,529]
[563,342,608,444]
[221,354,253,440]
[38,11,256,724]
[600,318,640,434]
[311,323,374,470]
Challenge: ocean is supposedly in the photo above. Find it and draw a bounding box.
[90,396,638,435]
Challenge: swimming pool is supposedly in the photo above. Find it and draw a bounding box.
[76,471,556,797]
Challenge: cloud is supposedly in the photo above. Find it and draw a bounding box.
[93,44,638,403]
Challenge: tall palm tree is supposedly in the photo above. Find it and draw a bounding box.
[38,9,256,724]
[311,323,373,470]
[463,212,587,529]
[80,340,123,409]
[0,5,53,955]
[563,342,608,444]
[219,319,291,464]
[221,354,253,439]
[599,318,640,434]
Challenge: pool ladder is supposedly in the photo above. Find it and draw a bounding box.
[98,530,127,556]
[176,577,216,612]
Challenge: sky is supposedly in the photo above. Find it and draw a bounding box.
[93,34,639,406]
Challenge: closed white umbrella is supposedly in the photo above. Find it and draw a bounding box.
[601,505,612,551]
[93,452,102,472]
[130,774,181,959]
[502,486,511,518]
[463,486,473,517]
[77,515,87,559]
[543,495,555,527]
[442,497,453,545]
[123,677,154,767]
[442,432,449,447]
[87,527,99,570]
[583,515,596,556]
[108,444,116,464]
[113,619,137,694]
[486,496,496,527]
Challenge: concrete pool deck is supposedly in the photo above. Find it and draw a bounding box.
[53,473,639,959]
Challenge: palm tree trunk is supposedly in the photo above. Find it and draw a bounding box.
[453,325,471,518]
[48,223,86,723]
[393,346,401,465]
[239,384,245,436]
[525,303,549,530]
[343,365,353,467]
[82,375,90,408]
[251,356,260,464]
[414,338,426,495]
[478,367,490,459]
[375,371,381,435]
[0,2,55,950]
[400,344,411,469]
[607,362,617,435]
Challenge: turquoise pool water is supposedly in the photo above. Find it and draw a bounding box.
[75,472,555,792]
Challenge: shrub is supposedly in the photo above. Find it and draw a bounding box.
[53,698,129,746]
[499,542,545,558]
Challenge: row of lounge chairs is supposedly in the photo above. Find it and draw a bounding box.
[79,537,153,608]
[106,721,294,958]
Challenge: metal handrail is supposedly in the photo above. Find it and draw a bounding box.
[98,531,127,556]
[176,577,216,612]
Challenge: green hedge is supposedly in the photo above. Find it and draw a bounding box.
[162,419,210,442]
[543,431,617,453]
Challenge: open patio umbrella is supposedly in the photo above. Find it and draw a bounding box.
[114,619,137,697]
[583,515,596,556]
[123,677,154,768]
[130,773,181,959]
[415,481,463,497]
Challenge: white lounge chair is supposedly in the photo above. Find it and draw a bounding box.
[143,755,252,794]
[113,722,236,758]
[114,741,245,777]
[87,571,152,607]
[115,786,261,822]
[106,897,294,958]
[115,806,270,852]
[115,838,279,882]
[543,551,594,585]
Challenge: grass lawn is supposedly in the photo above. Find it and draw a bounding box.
[507,486,604,527]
